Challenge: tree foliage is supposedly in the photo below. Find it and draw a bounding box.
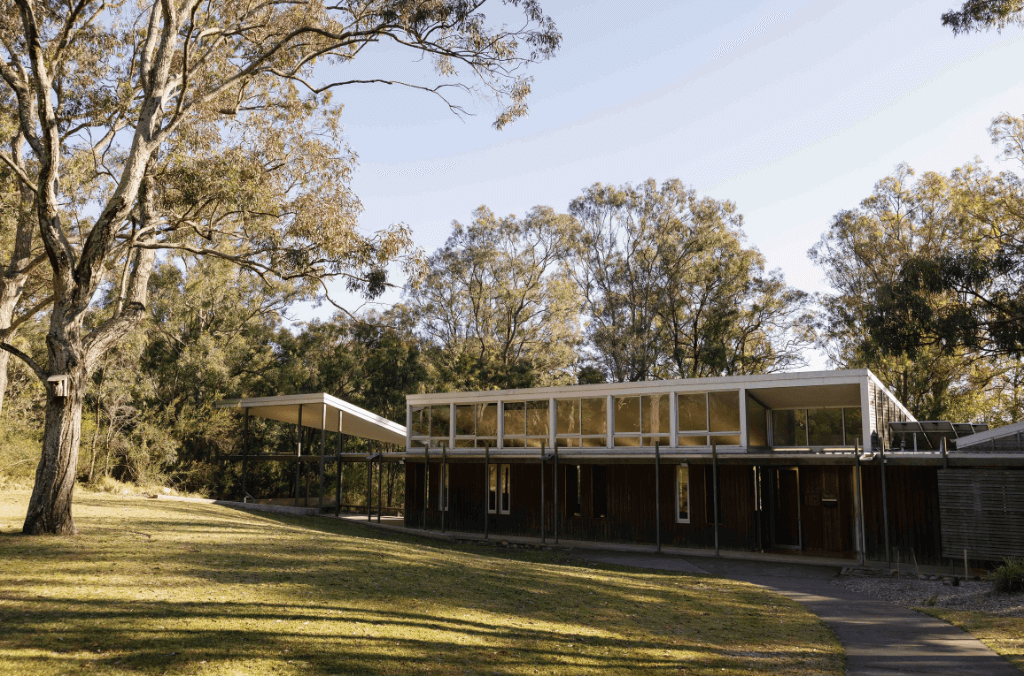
[942,0,1024,34]
[567,179,811,383]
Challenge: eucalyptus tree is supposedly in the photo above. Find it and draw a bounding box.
[942,0,1024,32]
[405,206,581,390]
[809,158,1019,420]
[566,179,809,383]
[0,0,560,534]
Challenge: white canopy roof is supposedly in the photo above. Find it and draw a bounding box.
[215,393,406,446]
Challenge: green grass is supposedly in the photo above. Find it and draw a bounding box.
[919,608,1024,671]
[0,491,843,675]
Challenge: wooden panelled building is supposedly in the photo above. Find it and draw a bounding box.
[401,369,1024,564]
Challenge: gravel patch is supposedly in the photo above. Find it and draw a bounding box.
[835,574,1024,617]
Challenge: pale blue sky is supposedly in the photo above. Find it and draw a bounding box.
[299,0,1024,366]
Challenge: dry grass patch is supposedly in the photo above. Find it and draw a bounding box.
[0,491,842,675]
[919,608,1024,671]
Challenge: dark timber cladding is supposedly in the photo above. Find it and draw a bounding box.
[404,369,1024,562]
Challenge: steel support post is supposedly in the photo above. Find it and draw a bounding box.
[484,446,489,539]
[440,445,446,533]
[336,410,343,517]
[319,404,326,511]
[367,443,373,522]
[295,405,303,507]
[853,438,865,566]
[880,445,891,568]
[378,451,383,523]
[712,441,720,557]
[553,446,559,544]
[423,447,429,530]
[655,442,661,553]
[540,444,546,543]
[242,408,249,503]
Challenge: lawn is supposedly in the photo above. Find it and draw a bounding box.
[919,608,1024,671]
[0,491,842,675]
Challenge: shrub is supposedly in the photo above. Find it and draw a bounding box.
[992,557,1024,594]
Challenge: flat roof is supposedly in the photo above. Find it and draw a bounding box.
[407,369,914,420]
[215,393,406,446]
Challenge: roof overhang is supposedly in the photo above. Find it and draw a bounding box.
[215,393,406,446]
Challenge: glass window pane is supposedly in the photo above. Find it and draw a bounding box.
[477,403,498,437]
[581,397,607,436]
[488,465,497,513]
[454,405,475,436]
[430,405,450,438]
[556,437,580,448]
[844,407,862,447]
[677,434,708,447]
[677,393,708,432]
[556,399,580,435]
[500,465,511,514]
[502,437,525,448]
[642,394,670,435]
[614,396,641,435]
[581,436,606,448]
[746,396,768,447]
[526,437,545,448]
[710,434,740,446]
[808,408,844,446]
[677,465,690,522]
[503,402,525,437]
[614,436,641,447]
[642,435,671,447]
[477,438,497,449]
[526,400,549,436]
[772,409,807,446]
[708,391,740,432]
[411,407,429,436]
[454,439,475,448]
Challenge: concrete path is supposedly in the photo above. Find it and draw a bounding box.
[579,552,1020,676]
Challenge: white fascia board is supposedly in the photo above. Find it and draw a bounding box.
[406,369,875,406]
[215,392,406,444]
[864,370,917,422]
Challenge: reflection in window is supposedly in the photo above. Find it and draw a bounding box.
[614,395,670,447]
[557,397,607,447]
[676,464,690,523]
[772,408,862,447]
[747,396,768,447]
[708,391,740,433]
[488,464,511,514]
[503,400,549,447]
[808,408,844,446]
[773,409,808,446]
[430,405,450,438]
[677,393,707,432]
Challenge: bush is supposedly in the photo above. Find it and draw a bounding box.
[992,557,1024,594]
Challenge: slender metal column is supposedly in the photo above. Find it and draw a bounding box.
[242,408,249,503]
[880,444,891,568]
[655,442,661,553]
[540,444,546,543]
[553,445,559,544]
[336,410,343,517]
[853,438,865,566]
[378,450,383,523]
[319,403,326,511]
[367,442,373,522]
[941,436,948,470]
[440,444,446,532]
[483,446,490,539]
[295,405,303,507]
[423,447,429,530]
[712,441,720,557]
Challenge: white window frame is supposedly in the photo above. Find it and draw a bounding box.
[675,463,691,524]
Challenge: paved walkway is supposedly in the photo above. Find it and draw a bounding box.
[579,552,1020,676]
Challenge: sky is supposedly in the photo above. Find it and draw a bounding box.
[294,0,1024,368]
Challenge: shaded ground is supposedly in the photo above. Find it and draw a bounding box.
[0,491,842,675]
[579,552,1023,676]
